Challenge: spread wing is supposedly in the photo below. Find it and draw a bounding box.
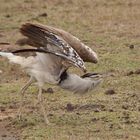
[18,23,98,63]
[38,24,98,63]
[20,23,86,72]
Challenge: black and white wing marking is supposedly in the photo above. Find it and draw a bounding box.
[20,23,86,72]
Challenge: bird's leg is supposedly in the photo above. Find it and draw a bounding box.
[38,87,50,125]
[17,77,34,120]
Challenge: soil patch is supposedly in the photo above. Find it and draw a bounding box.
[0,120,19,140]
[0,107,20,140]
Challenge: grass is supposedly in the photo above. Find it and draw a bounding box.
[0,0,140,139]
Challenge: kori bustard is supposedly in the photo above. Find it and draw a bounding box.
[0,23,103,124]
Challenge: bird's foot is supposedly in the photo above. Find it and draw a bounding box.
[16,109,24,121]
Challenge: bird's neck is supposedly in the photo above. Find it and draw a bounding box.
[59,72,101,94]
[58,69,68,84]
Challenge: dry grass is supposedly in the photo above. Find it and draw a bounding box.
[0,0,140,140]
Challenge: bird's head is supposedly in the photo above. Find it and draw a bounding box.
[81,72,107,88]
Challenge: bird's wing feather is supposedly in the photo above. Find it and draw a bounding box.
[19,23,98,63]
[42,24,98,63]
[20,23,86,72]
[12,48,79,63]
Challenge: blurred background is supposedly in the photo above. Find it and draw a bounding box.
[0,0,140,140]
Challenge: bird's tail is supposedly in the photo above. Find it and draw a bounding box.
[0,51,15,59]
[0,51,31,67]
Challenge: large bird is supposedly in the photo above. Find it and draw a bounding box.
[0,23,102,124]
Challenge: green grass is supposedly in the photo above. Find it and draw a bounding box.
[0,0,140,139]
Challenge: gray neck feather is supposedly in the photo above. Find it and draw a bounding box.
[59,73,101,94]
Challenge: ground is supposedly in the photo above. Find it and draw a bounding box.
[0,0,140,140]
